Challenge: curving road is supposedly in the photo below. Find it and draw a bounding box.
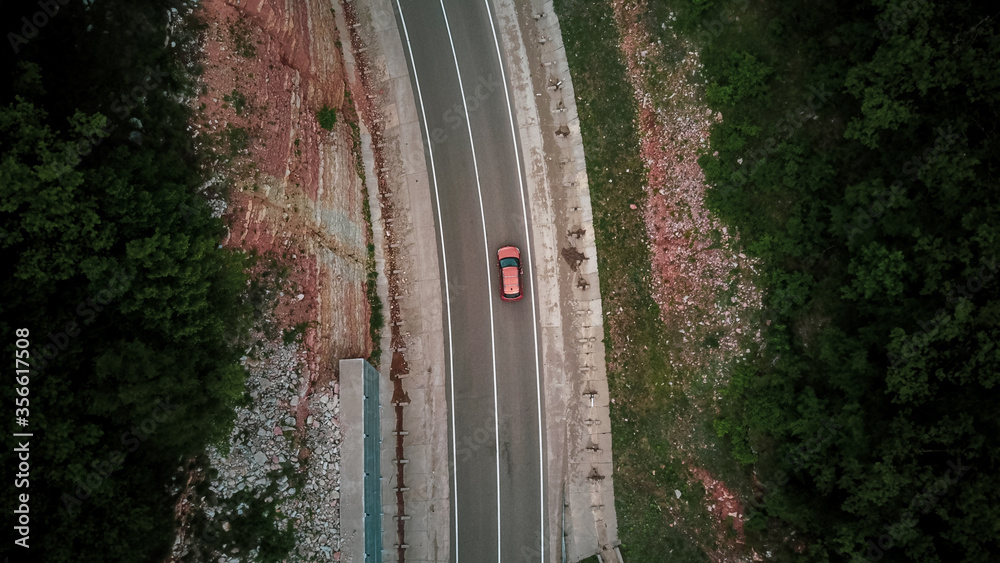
[392,0,547,561]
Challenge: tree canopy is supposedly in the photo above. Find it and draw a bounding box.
[1,1,257,559]
[695,0,1000,560]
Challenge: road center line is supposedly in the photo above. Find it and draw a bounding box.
[391,1,463,559]
[480,0,546,560]
[437,1,503,562]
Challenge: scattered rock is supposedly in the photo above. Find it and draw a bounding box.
[198,339,344,560]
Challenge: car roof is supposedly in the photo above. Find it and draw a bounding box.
[502,264,520,296]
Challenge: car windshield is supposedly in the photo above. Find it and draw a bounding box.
[500,257,519,268]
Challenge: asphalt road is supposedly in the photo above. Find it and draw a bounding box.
[392,0,547,561]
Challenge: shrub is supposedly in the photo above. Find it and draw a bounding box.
[316,105,337,130]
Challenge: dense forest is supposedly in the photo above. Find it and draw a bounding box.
[684,0,1000,560]
[1,1,270,560]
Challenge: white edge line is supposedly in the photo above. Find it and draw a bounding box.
[481,0,546,561]
[391,1,461,560]
[438,2,503,562]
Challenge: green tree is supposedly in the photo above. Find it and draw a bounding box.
[699,0,1000,559]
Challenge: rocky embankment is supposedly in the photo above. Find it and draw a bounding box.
[197,0,371,386]
[207,340,344,561]
[170,0,371,560]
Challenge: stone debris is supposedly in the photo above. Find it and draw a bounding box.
[204,338,344,562]
[610,0,763,381]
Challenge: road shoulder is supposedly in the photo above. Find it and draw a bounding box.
[341,1,453,561]
[489,0,622,560]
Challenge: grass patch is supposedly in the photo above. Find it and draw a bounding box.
[228,16,258,59]
[365,242,383,366]
[553,0,722,560]
[225,125,248,156]
[340,88,382,368]
[316,105,337,131]
[223,88,247,115]
[552,0,784,558]
[281,321,313,345]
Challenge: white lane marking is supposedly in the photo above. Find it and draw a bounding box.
[481,0,546,560]
[391,1,463,559]
[437,1,504,561]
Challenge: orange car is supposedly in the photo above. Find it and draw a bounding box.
[497,246,523,302]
